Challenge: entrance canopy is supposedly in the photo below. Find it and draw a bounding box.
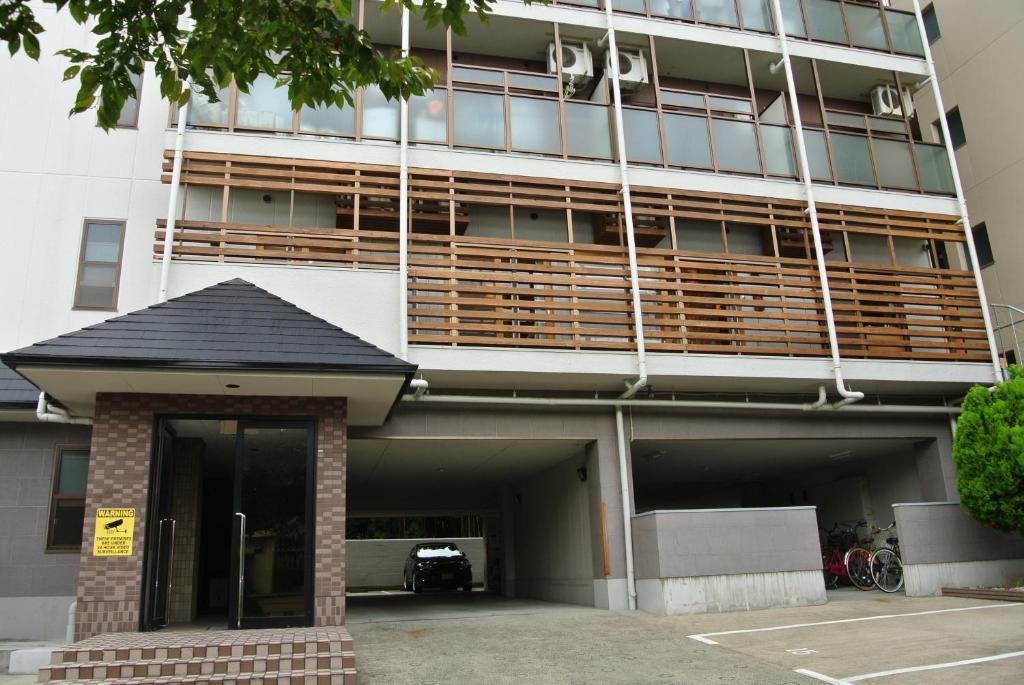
[1,279,416,425]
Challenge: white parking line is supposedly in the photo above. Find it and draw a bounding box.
[794,669,852,685]
[843,650,1024,681]
[686,602,1023,644]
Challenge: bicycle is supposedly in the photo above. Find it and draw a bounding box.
[819,522,859,590]
[842,520,875,591]
[869,522,904,593]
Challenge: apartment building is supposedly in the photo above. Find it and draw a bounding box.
[892,0,1024,366]
[3,0,1024,671]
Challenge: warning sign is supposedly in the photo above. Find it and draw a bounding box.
[92,508,136,557]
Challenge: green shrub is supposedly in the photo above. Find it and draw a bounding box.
[953,366,1024,533]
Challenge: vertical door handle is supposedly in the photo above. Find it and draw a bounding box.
[163,518,176,622]
[234,512,246,628]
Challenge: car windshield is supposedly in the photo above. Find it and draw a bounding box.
[416,544,463,559]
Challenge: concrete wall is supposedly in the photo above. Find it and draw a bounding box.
[632,508,825,615]
[0,421,89,640]
[894,502,1024,596]
[346,537,485,590]
[512,456,594,606]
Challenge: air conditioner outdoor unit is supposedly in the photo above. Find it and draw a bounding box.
[547,41,594,93]
[870,84,914,118]
[604,48,649,93]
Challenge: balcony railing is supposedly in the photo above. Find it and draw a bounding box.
[555,0,925,58]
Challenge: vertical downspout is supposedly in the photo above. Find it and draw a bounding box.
[158,99,189,303]
[768,0,863,406]
[614,406,637,610]
[911,0,1002,384]
[398,6,411,360]
[601,4,647,398]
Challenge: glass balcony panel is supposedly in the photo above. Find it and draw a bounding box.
[410,90,448,143]
[510,97,561,153]
[804,0,847,43]
[739,0,772,31]
[508,73,558,92]
[802,130,833,180]
[622,108,663,164]
[661,90,705,109]
[827,111,868,129]
[711,119,761,173]
[760,125,797,177]
[708,97,753,115]
[780,0,807,37]
[362,85,400,139]
[565,102,613,159]
[869,117,907,134]
[830,132,876,185]
[452,66,504,86]
[694,0,739,26]
[664,113,713,168]
[236,74,293,130]
[612,0,647,13]
[915,143,955,194]
[886,10,925,56]
[650,0,694,19]
[186,85,231,127]
[845,2,888,51]
[453,90,506,149]
[299,103,355,136]
[872,138,917,190]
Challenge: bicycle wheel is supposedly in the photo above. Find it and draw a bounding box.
[844,546,875,590]
[871,548,904,593]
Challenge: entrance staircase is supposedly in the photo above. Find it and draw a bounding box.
[36,627,356,684]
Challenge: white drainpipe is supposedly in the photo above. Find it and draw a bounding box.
[769,0,863,409]
[614,406,637,610]
[158,96,190,304]
[601,5,647,399]
[398,6,411,360]
[911,0,1002,385]
[36,393,92,425]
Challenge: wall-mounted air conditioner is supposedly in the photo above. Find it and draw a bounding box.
[604,48,648,93]
[547,41,594,94]
[870,84,914,118]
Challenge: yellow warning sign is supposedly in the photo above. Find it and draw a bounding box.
[92,508,136,557]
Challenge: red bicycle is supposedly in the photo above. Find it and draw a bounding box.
[820,521,874,590]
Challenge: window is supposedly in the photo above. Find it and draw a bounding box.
[74,220,126,310]
[934,108,966,149]
[115,71,142,128]
[47,448,89,550]
[973,223,994,268]
[922,4,940,44]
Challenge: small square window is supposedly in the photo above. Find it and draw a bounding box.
[74,220,126,310]
[934,108,966,150]
[922,4,940,44]
[115,71,143,128]
[973,223,994,268]
[47,448,90,551]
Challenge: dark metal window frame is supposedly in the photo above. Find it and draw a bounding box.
[73,218,127,311]
[922,3,940,44]
[973,222,994,268]
[46,445,91,552]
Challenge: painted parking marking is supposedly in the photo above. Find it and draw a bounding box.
[686,601,1024,644]
[795,650,1024,684]
[786,648,818,655]
[794,670,851,685]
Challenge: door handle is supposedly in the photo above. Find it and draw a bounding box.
[153,518,166,599]
[163,518,176,623]
[234,512,246,628]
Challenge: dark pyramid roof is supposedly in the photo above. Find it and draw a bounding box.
[2,279,416,374]
[0,361,38,407]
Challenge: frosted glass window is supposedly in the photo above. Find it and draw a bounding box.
[780,0,807,37]
[116,71,142,127]
[845,3,888,50]
[805,0,847,43]
[186,85,230,127]
[454,90,505,149]
[612,0,646,13]
[510,97,560,153]
[565,102,612,159]
[695,0,739,26]
[623,108,662,164]
[873,138,917,190]
[831,133,875,185]
[886,11,925,56]
[761,125,797,177]
[739,0,772,31]
[75,221,124,310]
[650,0,694,19]
[236,74,293,130]
[803,130,833,180]
[915,144,955,194]
[299,104,354,136]
[410,91,448,143]
[665,113,712,168]
[362,86,400,139]
[712,119,761,173]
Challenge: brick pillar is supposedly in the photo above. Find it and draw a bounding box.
[314,403,348,626]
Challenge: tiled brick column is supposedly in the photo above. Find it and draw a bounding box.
[76,394,347,640]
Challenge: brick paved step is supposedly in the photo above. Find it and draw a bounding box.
[35,667,357,684]
[39,652,356,681]
[53,638,354,664]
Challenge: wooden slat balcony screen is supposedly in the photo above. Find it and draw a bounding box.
[156,151,989,361]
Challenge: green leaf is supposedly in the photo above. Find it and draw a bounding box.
[63,65,81,81]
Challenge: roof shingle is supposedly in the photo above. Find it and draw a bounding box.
[0,361,39,407]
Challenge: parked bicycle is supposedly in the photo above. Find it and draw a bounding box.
[842,520,876,591]
[820,521,861,590]
[869,522,903,593]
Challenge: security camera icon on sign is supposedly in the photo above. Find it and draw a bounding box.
[104,519,125,532]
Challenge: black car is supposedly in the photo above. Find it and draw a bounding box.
[403,542,473,592]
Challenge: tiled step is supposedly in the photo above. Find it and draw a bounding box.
[39,652,355,681]
[53,638,354,665]
[34,667,357,684]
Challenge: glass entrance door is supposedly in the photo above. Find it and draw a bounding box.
[143,424,176,630]
[229,420,315,629]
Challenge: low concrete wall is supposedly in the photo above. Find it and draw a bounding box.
[894,502,1024,596]
[0,596,74,641]
[346,537,485,590]
[631,508,825,615]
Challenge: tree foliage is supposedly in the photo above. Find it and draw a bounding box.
[1,0,529,129]
[953,366,1024,534]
